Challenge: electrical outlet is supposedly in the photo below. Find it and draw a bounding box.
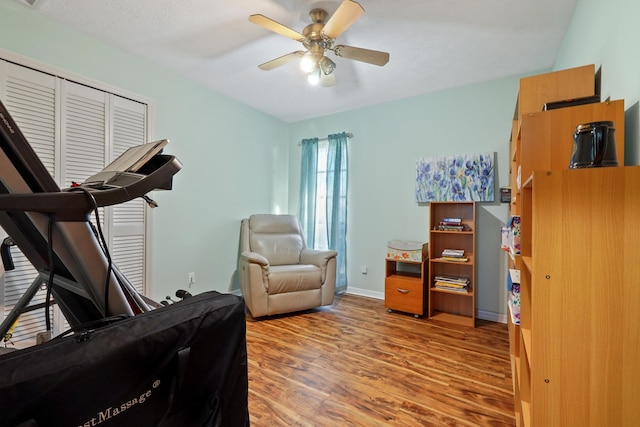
[188,272,195,287]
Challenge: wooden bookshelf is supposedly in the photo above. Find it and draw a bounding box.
[504,65,637,426]
[428,202,475,327]
[517,167,640,426]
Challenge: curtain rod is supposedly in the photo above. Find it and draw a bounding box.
[297,132,353,146]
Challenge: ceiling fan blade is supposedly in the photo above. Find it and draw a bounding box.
[333,45,389,66]
[249,14,306,42]
[322,0,365,40]
[258,51,305,71]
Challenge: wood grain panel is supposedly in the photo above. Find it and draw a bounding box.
[524,167,640,426]
[246,294,515,426]
[385,276,424,315]
[520,100,624,183]
[518,64,595,118]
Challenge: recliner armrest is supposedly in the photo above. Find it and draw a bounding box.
[240,251,269,267]
[300,249,337,285]
[300,249,337,267]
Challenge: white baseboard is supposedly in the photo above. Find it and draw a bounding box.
[477,310,507,324]
[235,286,507,324]
[346,287,507,324]
[344,287,384,300]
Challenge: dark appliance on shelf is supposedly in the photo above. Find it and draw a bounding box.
[569,121,619,168]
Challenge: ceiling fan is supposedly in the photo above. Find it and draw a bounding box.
[249,0,389,86]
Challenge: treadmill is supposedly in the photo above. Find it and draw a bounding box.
[0,97,182,338]
[0,98,250,427]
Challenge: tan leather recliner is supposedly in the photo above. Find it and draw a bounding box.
[238,214,337,317]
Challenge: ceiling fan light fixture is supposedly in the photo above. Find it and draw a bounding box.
[318,56,336,75]
[300,44,324,73]
[307,68,321,86]
[300,52,317,73]
[320,72,337,87]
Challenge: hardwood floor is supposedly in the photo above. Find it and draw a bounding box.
[245,294,515,427]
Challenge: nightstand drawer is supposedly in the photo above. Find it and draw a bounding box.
[385,276,425,315]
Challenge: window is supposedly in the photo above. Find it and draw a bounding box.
[313,140,329,250]
[299,133,348,292]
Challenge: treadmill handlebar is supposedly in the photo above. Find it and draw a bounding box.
[1,237,15,271]
[0,154,182,220]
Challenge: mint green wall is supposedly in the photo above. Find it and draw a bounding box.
[289,78,518,319]
[0,0,290,301]
[0,0,522,321]
[5,0,633,321]
[286,0,640,319]
[554,0,640,165]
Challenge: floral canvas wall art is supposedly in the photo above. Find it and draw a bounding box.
[415,152,495,202]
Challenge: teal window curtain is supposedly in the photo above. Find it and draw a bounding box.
[298,138,318,247]
[326,132,348,292]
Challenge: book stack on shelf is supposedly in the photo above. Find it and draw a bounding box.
[440,248,468,262]
[433,275,469,293]
[435,217,471,232]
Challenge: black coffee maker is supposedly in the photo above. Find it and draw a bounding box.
[569,121,618,168]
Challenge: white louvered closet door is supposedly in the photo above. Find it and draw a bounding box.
[0,61,58,347]
[109,96,148,294]
[61,81,108,234]
[0,61,150,348]
[61,83,148,295]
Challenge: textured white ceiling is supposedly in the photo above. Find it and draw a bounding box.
[24,0,577,122]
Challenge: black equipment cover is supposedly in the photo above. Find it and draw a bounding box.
[0,291,249,427]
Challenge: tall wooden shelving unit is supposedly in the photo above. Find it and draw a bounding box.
[508,65,638,425]
[520,167,639,426]
[428,202,475,327]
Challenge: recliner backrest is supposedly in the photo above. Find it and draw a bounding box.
[248,214,305,266]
